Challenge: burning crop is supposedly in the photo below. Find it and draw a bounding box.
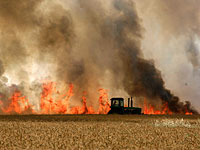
[0,82,110,115]
[143,101,193,115]
[0,84,194,115]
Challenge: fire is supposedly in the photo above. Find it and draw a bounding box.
[0,81,110,115]
[40,82,73,114]
[98,88,110,114]
[143,100,192,115]
[143,100,172,115]
[0,81,194,115]
[2,92,34,114]
[70,91,96,114]
[70,89,110,114]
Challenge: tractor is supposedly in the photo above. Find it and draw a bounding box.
[108,97,142,114]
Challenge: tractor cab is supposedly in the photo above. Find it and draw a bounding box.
[111,98,124,107]
[108,98,125,114]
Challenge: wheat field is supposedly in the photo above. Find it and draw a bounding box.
[0,115,199,150]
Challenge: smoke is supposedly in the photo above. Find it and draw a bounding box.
[153,0,200,36]
[106,0,197,114]
[0,60,4,77]
[136,0,200,112]
[0,0,41,28]
[0,0,198,113]
[186,37,200,73]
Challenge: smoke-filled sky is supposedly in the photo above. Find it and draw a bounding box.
[0,0,199,113]
[136,0,200,111]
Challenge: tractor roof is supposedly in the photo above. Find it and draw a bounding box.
[110,97,124,101]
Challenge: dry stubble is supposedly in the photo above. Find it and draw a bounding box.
[0,115,199,150]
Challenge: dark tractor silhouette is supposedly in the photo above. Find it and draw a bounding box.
[108,97,142,115]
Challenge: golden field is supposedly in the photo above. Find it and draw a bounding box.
[0,115,199,150]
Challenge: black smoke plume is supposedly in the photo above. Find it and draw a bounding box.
[112,0,197,114]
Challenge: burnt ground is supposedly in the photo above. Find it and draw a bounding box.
[0,114,199,149]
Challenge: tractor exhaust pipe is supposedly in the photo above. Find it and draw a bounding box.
[128,98,130,107]
[131,97,133,107]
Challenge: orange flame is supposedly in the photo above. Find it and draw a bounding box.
[143,100,172,115]
[70,89,110,114]
[143,100,192,115]
[40,82,73,114]
[70,91,95,114]
[185,107,193,115]
[0,82,110,115]
[2,92,34,114]
[0,82,193,115]
[98,88,110,114]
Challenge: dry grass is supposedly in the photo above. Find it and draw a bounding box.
[0,115,199,150]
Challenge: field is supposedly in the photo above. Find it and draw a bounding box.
[0,115,199,150]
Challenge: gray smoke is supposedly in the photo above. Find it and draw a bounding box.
[186,37,200,73]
